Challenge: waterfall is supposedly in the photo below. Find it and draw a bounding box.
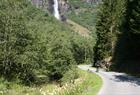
[53,0,60,20]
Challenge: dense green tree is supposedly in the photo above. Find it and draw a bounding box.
[0,0,36,83]
[0,0,94,85]
[93,0,126,66]
[93,0,116,65]
[113,0,140,74]
[95,0,140,75]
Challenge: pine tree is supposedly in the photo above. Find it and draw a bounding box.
[126,0,140,73]
[93,0,117,65]
[113,0,140,74]
[128,0,140,34]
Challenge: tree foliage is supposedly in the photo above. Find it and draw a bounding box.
[94,0,140,75]
[0,0,94,85]
[112,0,140,74]
[93,0,126,65]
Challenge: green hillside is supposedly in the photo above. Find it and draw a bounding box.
[1,0,139,94]
[0,1,96,94]
[68,0,98,37]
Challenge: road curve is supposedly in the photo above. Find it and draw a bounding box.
[78,65,140,95]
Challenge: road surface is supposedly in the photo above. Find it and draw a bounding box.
[78,65,140,95]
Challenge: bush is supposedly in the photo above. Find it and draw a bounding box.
[0,1,35,83]
[71,36,94,64]
[0,0,96,85]
[61,65,79,84]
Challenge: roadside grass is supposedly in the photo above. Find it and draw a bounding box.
[0,69,102,95]
[58,69,103,95]
[77,69,102,95]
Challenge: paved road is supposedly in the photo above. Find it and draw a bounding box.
[78,65,140,95]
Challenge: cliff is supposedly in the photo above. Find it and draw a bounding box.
[30,0,101,20]
[31,0,70,21]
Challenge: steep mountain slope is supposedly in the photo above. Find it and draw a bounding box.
[31,0,70,21]
[67,0,98,36]
[0,0,95,84]
[0,0,98,94]
[30,0,94,37]
[0,0,77,82]
[67,19,90,37]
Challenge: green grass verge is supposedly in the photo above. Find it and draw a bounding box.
[0,69,102,95]
[61,69,102,95]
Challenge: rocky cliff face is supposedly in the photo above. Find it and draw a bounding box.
[31,0,70,21]
[30,0,101,20]
[83,0,102,4]
[30,0,48,9]
[58,0,70,21]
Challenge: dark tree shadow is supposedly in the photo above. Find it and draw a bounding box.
[112,74,140,86]
[111,32,140,75]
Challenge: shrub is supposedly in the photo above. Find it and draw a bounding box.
[0,0,95,85]
[0,1,35,83]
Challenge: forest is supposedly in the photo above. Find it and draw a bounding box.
[94,0,140,75]
[0,0,139,95]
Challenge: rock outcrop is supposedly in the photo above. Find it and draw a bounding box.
[31,0,70,21]
[30,0,102,20]
[30,0,48,9]
[83,0,102,4]
[58,0,70,21]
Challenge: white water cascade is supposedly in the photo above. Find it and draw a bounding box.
[53,0,60,20]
